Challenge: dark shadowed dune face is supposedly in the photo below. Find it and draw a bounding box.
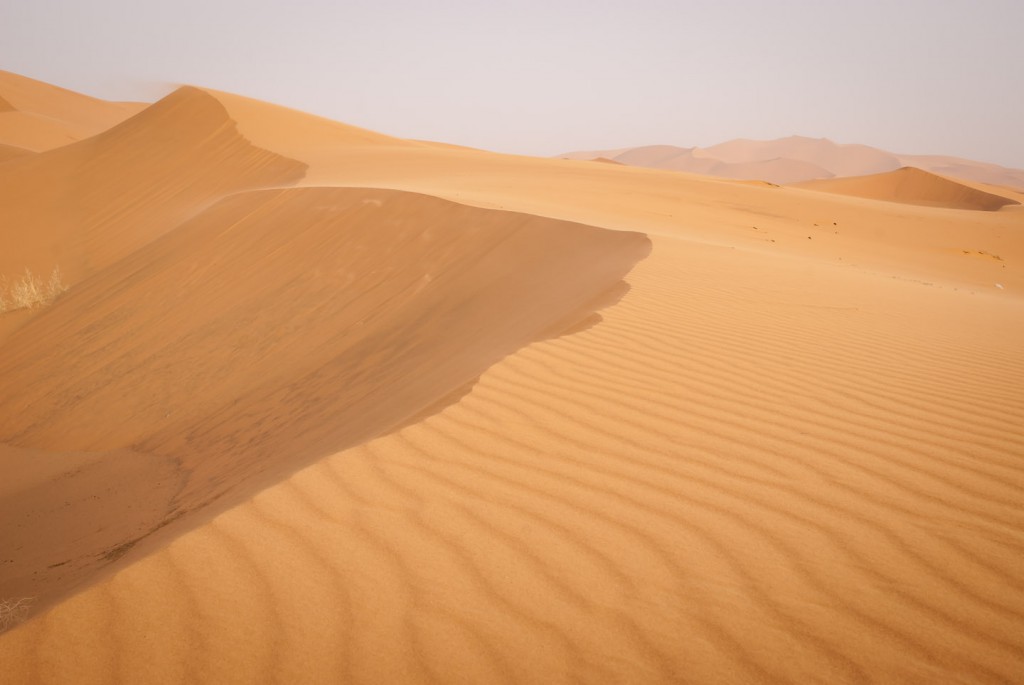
[0,186,650,616]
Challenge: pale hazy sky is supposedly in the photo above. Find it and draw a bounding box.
[3,0,1022,167]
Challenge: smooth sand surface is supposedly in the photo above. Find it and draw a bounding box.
[2,78,1023,684]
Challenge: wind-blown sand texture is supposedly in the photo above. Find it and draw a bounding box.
[1,76,1023,684]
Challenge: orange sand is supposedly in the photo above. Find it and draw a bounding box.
[1,75,1023,684]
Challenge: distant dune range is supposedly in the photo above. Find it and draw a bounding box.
[561,136,1024,192]
[1,71,1023,684]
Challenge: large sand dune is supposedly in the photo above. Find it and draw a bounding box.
[1,75,1023,684]
[0,186,648,616]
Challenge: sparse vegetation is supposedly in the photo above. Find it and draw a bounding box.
[0,266,67,313]
[0,597,34,631]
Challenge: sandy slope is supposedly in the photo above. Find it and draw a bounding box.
[0,71,143,153]
[0,86,307,310]
[2,78,1024,684]
[794,167,1022,211]
[0,186,648,615]
[3,234,1022,684]
[253,119,1022,294]
[0,142,32,163]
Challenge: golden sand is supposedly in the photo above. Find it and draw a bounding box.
[1,73,1022,684]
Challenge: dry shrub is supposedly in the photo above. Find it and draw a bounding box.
[0,266,67,312]
[0,597,34,631]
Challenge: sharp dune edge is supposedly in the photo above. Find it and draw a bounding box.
[0,76,1022,685]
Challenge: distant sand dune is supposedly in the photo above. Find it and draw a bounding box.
[561,135,1024,190]
[699,135,902,177]
[794,167,1021,211]
[719,157,833,185]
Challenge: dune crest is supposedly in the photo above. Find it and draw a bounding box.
[0,70,144,151]
[0,86,308,309]
[0,186,649,621]
[205,88,419,156]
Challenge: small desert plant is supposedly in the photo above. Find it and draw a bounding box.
[10,268,44,308]
[0,597,34,631]
[0,266,67,312]
[48,265,66,296]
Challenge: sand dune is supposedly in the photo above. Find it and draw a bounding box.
[612,144,712,171]
[794,167,1022,211]
[699,135,902,177]
[3,236,1022,684]
[0,86,306,299]
[561,143,835,184]
[208,88,419,154]
[562,135,1024,189]
[898,153,1024,192]
[718,157,833,185]
[0,184,646,616]
[2,76,1023,684]
[0,71,143,152]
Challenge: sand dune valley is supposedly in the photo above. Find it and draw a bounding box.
[1,68,1023,684]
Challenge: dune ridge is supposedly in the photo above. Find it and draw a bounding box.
[207,87,421,154]
[0,86,308,305]
[0,70,143,152]
[0,184,649,624]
